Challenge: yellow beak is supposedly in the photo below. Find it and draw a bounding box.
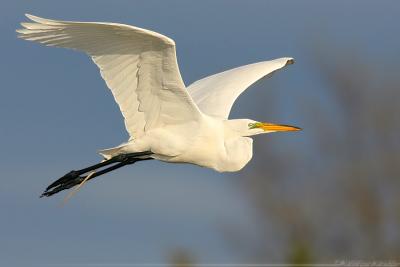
[251,122,301,132]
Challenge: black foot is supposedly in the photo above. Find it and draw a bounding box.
[40,152,153,198]
[40,172,87,197]
[44,170,81,193]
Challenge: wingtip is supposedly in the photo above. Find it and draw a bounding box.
[24,13,49,24]
[286,58,295,65]
[17,14,33,34]
[25,13,34,19]
[26,13,44,23]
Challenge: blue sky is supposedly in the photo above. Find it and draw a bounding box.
[1,1,399,266]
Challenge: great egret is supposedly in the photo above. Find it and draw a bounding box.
[17,14,301,197]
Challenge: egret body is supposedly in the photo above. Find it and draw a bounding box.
[17,14,300,197]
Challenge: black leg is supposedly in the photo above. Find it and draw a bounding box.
[41,151,153,198]
[44,151,153,192]
[44,158,115,192]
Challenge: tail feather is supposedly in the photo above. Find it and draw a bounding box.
[98,146,125,160]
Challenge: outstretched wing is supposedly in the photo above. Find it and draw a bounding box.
[187,58,294,119]
[17,14,201,139]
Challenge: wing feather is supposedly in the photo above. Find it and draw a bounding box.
[17,14,201,139]
[187,58,294,119]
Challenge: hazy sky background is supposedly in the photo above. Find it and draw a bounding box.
[1,1,399,266]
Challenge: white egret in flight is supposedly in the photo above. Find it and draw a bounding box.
[17,14,301,197]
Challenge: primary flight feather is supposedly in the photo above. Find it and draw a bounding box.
[17,14,300,197]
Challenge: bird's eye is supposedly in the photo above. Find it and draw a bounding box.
[248,123,256,129]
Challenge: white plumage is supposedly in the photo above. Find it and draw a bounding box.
[188,58,293,119]
[17,14,299,176]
